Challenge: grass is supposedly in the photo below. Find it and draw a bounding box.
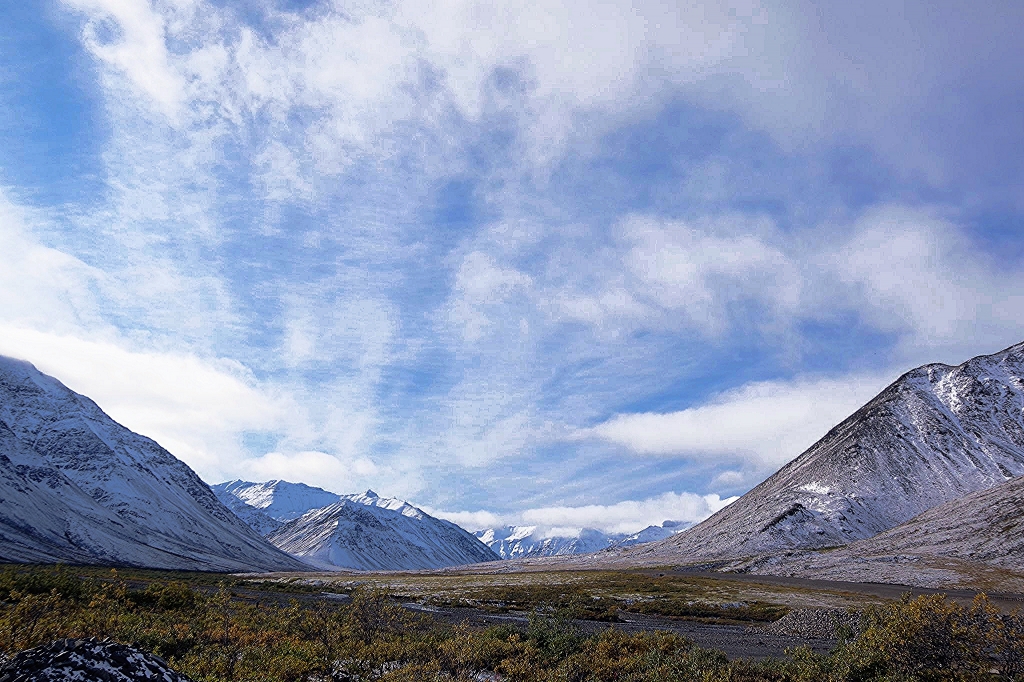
[2,563,1021,681]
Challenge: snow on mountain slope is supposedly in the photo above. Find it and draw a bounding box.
[476,526,627,559]
[625,341,1024,563]
[613,520,690,548]
[266,493,499,570]
[212,480,342,522]
[214,490,283,536]
[813,475,1024,570]
[724,475,1024,588]
[0,356,306,572]
[476,520,690,559]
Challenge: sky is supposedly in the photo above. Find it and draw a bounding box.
[2,0,1024,537]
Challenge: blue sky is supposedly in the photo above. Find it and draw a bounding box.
[2,0,1024,535]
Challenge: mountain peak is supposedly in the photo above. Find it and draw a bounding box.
[626,341,1024,564]
[0,354,305,572]
[215,480,497,570]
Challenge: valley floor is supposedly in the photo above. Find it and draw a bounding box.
[4,563,1024,681]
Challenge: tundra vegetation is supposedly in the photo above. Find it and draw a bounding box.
[1,564,1023,681]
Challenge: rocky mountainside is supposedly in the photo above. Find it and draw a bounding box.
[266,492,499,570]
[844,474,1024,566]
[216,481,499,570]
[721,475,1024,588]
[0,356,305,572]
[625,342,1024,564]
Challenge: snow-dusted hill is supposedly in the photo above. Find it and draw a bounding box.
[613,520,690,548]
[725,475,1024,587]
[0,356,306,572]
[216,481,499,570]
[625,342,1024,564]
[267,492,499,571]
[844,474,1024,567]
[212,480,342,522]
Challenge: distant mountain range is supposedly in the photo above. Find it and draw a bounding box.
[615,341,1024,583]
[0,356,303,572]
[475,521,688,560]
[212,481,499,570]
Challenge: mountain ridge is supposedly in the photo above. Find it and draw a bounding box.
[214,480,499,571]
[0,356,306,572]
[621,341,1024,564]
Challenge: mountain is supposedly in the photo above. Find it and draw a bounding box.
[216,481,499,570]
[624,342,1024,564]
[845,474,1024,567]
[0,356,306,572]
[212,480,342,522]
[612,520,690,548]
[477,526,627,559]
[266,492,499,570]
[214,489,284,536]
[725,475,1024,588]
[476,520,690,559]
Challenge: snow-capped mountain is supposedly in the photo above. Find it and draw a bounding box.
[267,492,499,570]
[216,481,499,570]
[625,342,1024,564]
[212,479,343,522]
[476,520,690,559]
[214,489,284,536]
[0,356,305,572]
[613,520,690,548]
[477,526,626,559]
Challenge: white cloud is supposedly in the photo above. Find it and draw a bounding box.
[423,508,503,532]
[0,326,283,482]
[431,491,736,535]
[830,206,1024,361]
[0,196,109,333]
[534,207,1024,367]
[582,372,893,468]
[449,251,532,343]
[244,450,379,495]
[537,214,804,340]
[63,0,186,119]
[520,491,736,535]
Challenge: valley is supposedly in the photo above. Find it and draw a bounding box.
[5,345,1024,679]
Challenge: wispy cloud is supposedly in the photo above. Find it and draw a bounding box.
[2,0,1022,525]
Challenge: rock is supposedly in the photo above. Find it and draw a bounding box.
[0,637,193,682]
[750,608,862,640]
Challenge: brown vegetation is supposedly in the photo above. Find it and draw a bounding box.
[1,565,1023,681]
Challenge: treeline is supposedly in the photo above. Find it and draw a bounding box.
[0,565,1022,681]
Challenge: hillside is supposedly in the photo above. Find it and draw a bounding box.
[0,356,305,572]
[624,342,1024,564]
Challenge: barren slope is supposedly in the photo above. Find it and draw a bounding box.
[0,356,306,571]
[625,342,1024,563]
